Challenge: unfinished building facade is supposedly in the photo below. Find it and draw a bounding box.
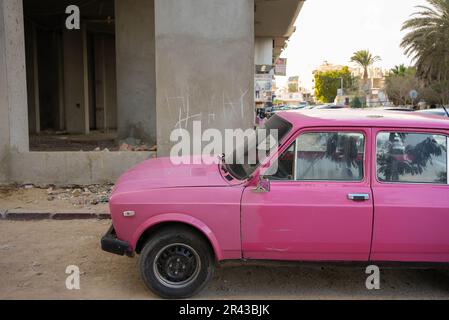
[0,0,303,185]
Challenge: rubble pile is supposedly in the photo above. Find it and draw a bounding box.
[45,185,113,206]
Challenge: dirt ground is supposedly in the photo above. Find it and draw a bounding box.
[1,219,449,300]
[0,185,111,213]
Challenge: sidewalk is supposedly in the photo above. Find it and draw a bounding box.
[0,185,111,220]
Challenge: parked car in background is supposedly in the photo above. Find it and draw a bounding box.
[312,104,347,110]
[102,110,449,299]
[417,108,449,118]
[383,107,415,112]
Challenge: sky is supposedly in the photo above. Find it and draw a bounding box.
[277,0,429,90]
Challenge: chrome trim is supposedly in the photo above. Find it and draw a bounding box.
[294,138,299,181]
[348,193,370,201]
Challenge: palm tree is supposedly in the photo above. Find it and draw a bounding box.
[391,64,408,76]
[401,0,449,83]
[350,50,381,81]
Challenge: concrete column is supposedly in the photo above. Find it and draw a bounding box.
[56,32,65,131]
[255,37,273,66]
[82,24,91,134]
[24,21,37,134]
[0,0,29,181]
[154,0,255,156]
[31,24,40,133]
[63,25,90,134]
[115,0,156,145]
[95,35,108,131]
[104,36,117,130]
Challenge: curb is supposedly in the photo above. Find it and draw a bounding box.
[0,209,110,221]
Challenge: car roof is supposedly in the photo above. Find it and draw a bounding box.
[276,109,449,130]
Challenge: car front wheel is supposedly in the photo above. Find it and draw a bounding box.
[139,226,215,299]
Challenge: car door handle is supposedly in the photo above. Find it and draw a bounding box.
[348,193,370,201]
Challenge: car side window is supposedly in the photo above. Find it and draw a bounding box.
[266,132,365,181]
[296,132,365,181]
[377,132,448,184]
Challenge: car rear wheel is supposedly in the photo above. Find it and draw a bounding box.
[139,226,215,299]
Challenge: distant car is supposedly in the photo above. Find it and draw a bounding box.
[383,107,415,112]
[290,104,306,110]
[417,108,449,118]
[102,109,449,299]
[313,104,347,110]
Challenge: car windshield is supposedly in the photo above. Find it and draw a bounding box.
[224,115,292,180]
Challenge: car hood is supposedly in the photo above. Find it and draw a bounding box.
[112,156,230,194]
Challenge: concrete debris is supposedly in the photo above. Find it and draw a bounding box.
[1,184,114,211]
[72,189,82,197]
[119,143,157,152]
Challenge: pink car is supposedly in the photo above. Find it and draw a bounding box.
[101,110,449,299]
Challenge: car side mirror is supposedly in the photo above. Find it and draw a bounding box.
[253,176,270,193]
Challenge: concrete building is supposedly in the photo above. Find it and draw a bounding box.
[0,0,303,185]
[313,61,388,106]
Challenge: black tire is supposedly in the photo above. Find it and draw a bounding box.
[139,226,215,299]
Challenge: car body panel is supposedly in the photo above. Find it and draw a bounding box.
[241,127,374,261]
[370,127,449,263]
[110,180,244,260]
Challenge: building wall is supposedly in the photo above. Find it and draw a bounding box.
[1,0,257,185]
[154,0,255,156]
[0,0,152,186]
[115,0,156,145]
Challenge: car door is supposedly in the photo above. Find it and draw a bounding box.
[371,128,449,263]
[241,128,374,262]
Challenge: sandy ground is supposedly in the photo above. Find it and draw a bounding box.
[0,186,110,213]
[1,220,449,300]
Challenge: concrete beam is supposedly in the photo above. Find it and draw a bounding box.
[255,0,304,38]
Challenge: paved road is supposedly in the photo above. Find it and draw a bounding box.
[1,220,449,300]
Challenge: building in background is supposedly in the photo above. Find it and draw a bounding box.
[313,61,388,106]
[0,0,304,185]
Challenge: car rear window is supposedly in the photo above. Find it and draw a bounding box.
[376,132,448,184]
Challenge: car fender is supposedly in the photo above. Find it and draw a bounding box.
[131,213,223,260]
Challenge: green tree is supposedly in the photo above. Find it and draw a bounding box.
[350,50,381,81]
[401,0,449,83]
[314,67,353,103]
[350,96,363,109]
[390,64,414,76]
